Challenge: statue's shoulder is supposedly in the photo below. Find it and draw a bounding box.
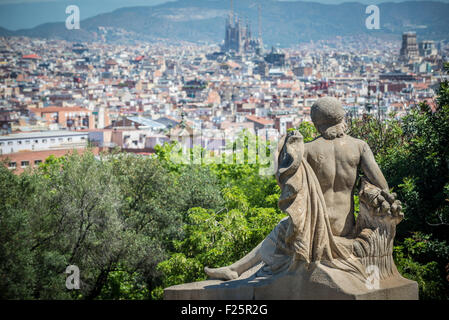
[303,136,326,157]
[345,135,370,152]
[304,135,323,148]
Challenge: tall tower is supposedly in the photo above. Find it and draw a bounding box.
[400,32,419,60]
[223,0,260,54]
[257,3,263,53]
[224,0,237,52]
[230,0,234,24]
[224,0,243,53]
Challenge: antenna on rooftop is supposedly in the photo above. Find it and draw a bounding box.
[230,0,234,25]
[258,3,262,41]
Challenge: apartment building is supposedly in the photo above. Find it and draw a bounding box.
[0,131,88,155]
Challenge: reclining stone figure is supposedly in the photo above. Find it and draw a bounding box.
[165,97,418,300]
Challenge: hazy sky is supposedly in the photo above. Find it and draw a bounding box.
[1,0,448,30]
[1,0,162,3]
[0,0,166,4]
[1,0,449,4]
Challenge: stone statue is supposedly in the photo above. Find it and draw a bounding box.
[165,97,419,300]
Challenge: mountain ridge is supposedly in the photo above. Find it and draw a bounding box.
[1,0,448,46]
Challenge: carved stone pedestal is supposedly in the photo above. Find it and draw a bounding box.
[164,262,419,300]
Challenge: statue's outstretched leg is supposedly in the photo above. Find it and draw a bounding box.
[205,242,263,280]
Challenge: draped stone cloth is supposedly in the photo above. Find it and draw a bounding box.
[258,133,369,281]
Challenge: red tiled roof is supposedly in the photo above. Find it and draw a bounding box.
[1,148,100,175]
[226,61,240,69]
[245,115,274,126]
[105,59,118,65]
[29,106,91,113]
[22,54,41,60]
[413,83,429,90]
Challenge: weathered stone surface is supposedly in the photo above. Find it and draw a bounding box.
[164,262,418,300]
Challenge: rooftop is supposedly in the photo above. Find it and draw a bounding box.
[0,130,88,141]
[29,106,91,113]
[127,116,167,130]
[245,115,274,126]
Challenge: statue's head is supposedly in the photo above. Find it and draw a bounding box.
[311,97,347,140]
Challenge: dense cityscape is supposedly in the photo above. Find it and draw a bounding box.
[2,21,447,171]
[1,0,449,172]
[0,0,449,303]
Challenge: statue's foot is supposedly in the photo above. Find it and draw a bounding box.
[204,266,239,281]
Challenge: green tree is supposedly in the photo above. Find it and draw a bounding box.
[296,121,318,142]
[394,232,449,300]
[151,165,284,299]
[0,164,35,299]
[28,151,124,299]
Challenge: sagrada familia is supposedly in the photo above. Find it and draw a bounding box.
[222,0,263,54]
